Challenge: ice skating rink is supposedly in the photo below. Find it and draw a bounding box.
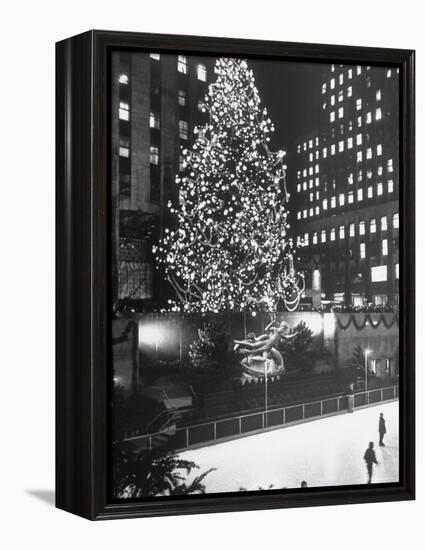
[180,400,399,492]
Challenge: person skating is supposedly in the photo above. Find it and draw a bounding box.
[379,413,386,446]
[363,441,378,484]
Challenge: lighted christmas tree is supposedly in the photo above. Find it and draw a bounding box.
[154,58,303,313]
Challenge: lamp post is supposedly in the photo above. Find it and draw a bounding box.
[364,348,371,404]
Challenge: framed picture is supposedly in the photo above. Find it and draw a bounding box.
[56,30,415,520]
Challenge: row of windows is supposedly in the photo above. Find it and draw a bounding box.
[324,88,381,108]
[296,181,395,220]
[118,55,208,80]
[330,106,382,123]
[322,66,395,94]
[297,213,399,247]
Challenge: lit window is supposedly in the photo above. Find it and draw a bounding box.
[357,115,362,127]
[297,183,301,193]
[315,177,320,187]
[339,193,345,206]
[303,168,307,177]
[370,219,376,233]
[119,73,129,84]
[377,182,383,196]
[348,173,354,185]
[330,78,335,89]
[377,144,382,156]
[197,64,207,81]
[304,233,309,246]
[349,223,355,237]
[303,209,307,218]
[309,166,313,176]
[150,53,160,60]
[179,154,185,172]
[348,68,353,79]
[309,192,314,202]
[358,170,363,183]
[149,112,160,130]
[178,89,186,106]
[339,140,344,152]
[323,199,328,210]
[331,144,336,155]
[197,100,204,112]
[357,151,363,163]
[382,239,388,256]
[179,120,189,140]
[393,212,399,229]
[356,99,362,111]
[358,188,363,201]
[309,139,313,148]
[313,232,318,245]
[339,225,345,239]
[359,221,365,235]
[367,148,372,159]
[315,206,320,215]
[303,181,307,191]
[376,107,382,120]
[376,90,381,101]
[381,216,388,231]
[321,229,327,243]
[322,147,327,158]
[368,186,373,198]
[395,263,399,279]
[339,74,344,85]
[331,196,336,208]
[119,137,129,157]
[366,112,372,124]
[338,107,344,119]
[330,228,336,241]
[297,211,301,220]
[119,101,130,121]
[367,169,372,180]
[378,165,383,176]
[357,66,362,75]
[347,86,352,97]
[330,111,335,122]
[360,242,366,259]
[356,133,362,146]
[322,83,327,94]
[348,137,353,149]
[309,207,314,217]
[338,90,343,102]
[387,159,394,172]
[348,191,354,203]
[331,95,335,106]
[315,163,319,174]
[177,55,188,74]
[388,179,394,193]
[303,143,307,151]
[309,152,313,162]
[149,145,159,165]
[371,265,388,282]
[387,69,392,78]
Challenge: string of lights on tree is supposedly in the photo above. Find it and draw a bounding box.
[154,57,304,313]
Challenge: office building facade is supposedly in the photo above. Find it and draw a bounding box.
[289,64,400,308]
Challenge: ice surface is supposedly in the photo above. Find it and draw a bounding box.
[180,401,399,492]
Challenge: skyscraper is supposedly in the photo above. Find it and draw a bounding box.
[289,64,400,309]
[111,52,214,310]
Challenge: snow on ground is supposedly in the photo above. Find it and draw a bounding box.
[180,401,399,492]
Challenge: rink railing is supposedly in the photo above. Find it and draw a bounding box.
[122,384,399,451]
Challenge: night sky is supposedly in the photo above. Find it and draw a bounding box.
[249,58,326,150]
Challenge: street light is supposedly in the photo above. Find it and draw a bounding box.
[364,348,371,404]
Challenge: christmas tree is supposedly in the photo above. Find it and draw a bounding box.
[154,58,302,313]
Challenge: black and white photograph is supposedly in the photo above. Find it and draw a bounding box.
[110,51,401,499]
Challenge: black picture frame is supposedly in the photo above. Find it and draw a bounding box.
[56,30,415,520]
